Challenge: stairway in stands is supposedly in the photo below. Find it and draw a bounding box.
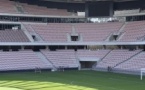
[116,22,128,41]
[21,23,35,42]
[35,52,56,71]
[15,2,25,13]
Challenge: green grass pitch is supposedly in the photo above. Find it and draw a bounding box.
[0,70,144,90]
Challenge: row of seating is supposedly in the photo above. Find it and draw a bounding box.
[24,21,145,42]
[21,3,73,16]
[115,52,145,72]
[114,9,140,15]
[0,0,141,16]
[0,49,115,71]
[0,49,144,72]
[0,0,17,14]
[0,50,80,71]
[0,21,144,42]
[119,21,145,41]
[40,49,145,72]
[0,0,74,16]
[41,50,78,68]
[25,22,123,42]
[74,23,123,41]
[0,50,50,71]
[76,49,145,72]
[29,23,72,42]
[96,50,142,69]
[0,30,29,42]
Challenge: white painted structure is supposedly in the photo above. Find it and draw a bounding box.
[0,41,144,46]
[140,68,145,80]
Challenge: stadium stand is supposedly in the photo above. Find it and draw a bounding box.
[23,21,145,43]
[119,21,145,42]
[0,30,30,42]
[74,22,124,41]
[115,51,145,72]
[96,49,142,69]
[0,0,75,16]
[24,22,124,42]
[21,3,73,16]
[0,50,52,71]
[0,0,17,14]
[0,0,144,75]
[114,9,140,16]
[41,50,79,68]
[25,23,72,42]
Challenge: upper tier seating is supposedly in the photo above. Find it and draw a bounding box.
[0,0,17,14]
[96,49,141,69]
[0,50,51,71]
[25,22,123,42]
[21,3,73,16]
[0,0,75,16]
[26,23,72,42]
[41,50,78,68]
[0,30,29,42]
[74,22,123,41]
[119,21,145,42]
[24,21,145,42]
[114,9,140,16]
[115,51,145,72]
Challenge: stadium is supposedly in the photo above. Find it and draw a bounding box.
[0,0,145,90]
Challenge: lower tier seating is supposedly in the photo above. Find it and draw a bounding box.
[96,50,142,69]
[0,49,144,72]
[115,51,145,72]
[0,50,51,71]
[41,50,79,68]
